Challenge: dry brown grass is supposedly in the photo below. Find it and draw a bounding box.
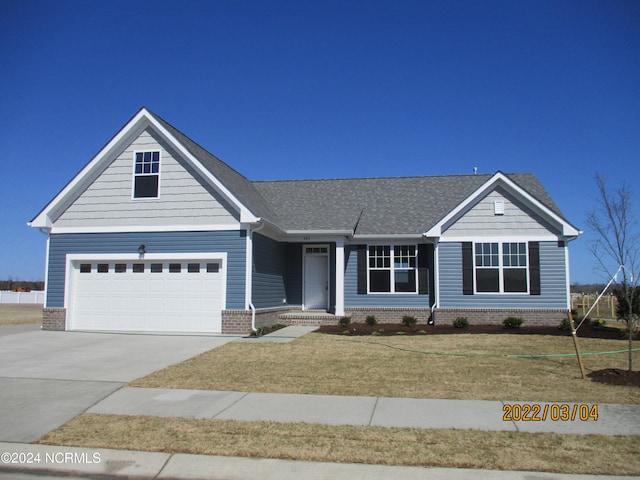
[38,414,640,476]
[132,332,640,403]
[0,304,42,325]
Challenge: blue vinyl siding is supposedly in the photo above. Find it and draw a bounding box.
[46,230,246,309]
[344,246,430,308]
[285,244,303,306]
[438,241,568,309]
[252,233,288,308]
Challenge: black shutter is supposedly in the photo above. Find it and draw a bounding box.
[418,244,432,295]
[529,241,541,295]
[357,245,367,294]
[462,242,474,295]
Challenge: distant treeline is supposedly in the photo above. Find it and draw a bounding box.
[0,280,45,291]
[571,284,608,294]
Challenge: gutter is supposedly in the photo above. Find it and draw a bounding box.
[248,220,266,333]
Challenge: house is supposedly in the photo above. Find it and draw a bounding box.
[29,108,581,334]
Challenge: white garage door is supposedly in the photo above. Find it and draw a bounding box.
[69,258,224,333]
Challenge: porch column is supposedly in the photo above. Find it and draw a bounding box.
[335,239,345,316]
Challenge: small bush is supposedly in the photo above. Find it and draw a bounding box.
[503,316,523,329]
[338,316,351,328]
[402,315,417,327]
[453,317,469,329]
[370,331,381,336]
[365,315,378,326]
[559,318,573,332]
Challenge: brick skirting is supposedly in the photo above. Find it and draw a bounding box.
[42,308,66,330]
[221,307,291,335]
[433,308,569,327]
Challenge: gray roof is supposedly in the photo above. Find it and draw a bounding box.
[254,174,565,235]
[148,109,566,236]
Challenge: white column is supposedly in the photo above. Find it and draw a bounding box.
[335,239,345,316]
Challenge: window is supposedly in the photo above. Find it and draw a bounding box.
[150,263,163,273]
[133,263,144,273]
[368,245,417,293]
[474,242,528,293]
[80,264,91,273]
[115,263,127,273]
[133,151,160,198]
[188,263,200,273]
[97,263,109,273]
[169,263,181,273]
[206,263,219,273]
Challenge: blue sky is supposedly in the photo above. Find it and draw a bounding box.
[1,0,638,284]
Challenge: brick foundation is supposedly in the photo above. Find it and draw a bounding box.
[221,307,292,335]
[433,308,569,327]
[42,308,66,330]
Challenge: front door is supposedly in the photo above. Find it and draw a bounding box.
[303,246,329,310]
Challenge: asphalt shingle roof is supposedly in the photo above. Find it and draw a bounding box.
[253,174,565,235]
[148,109,566,236]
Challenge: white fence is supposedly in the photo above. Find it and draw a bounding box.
[0,291,45,304]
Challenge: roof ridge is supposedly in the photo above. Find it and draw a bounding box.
[252,172,515,184]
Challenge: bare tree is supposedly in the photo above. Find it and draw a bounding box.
[587,173,639,372]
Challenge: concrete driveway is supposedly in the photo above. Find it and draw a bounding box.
[0,327,236,442]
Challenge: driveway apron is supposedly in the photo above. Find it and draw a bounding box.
[0,329,235,442]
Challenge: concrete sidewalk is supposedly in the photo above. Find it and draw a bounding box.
[87,386,640,435]
[0,441,635,480]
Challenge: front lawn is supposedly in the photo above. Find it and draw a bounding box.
[131,331,640,403]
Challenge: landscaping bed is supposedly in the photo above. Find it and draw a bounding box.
[315,321,633,340]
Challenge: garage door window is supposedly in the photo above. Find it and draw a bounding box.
[133,263,144,273]
[97,263,109,273]
[169,263,181,273]
[115,263,126,273]
[150,263,163,273]
[207,263,219,273]
[188,263,200,273]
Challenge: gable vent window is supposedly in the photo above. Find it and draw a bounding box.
[133,151,160,198]
[494,201,504,215]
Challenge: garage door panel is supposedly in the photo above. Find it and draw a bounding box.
[70,260,223,333]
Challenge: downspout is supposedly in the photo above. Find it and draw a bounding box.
[249,220,266,332]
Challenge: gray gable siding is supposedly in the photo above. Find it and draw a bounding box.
[343,245,431,308]
[252,233,288,308]
[54,128,239,228]
[438,241,567,309]
[46,230,246,309]
[442,186,561,237]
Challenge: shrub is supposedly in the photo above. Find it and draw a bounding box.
[402,315,417,327]
[365,315,378,326]
[338,316,351,328]
[559,318,573,332]
[453,317,469,329]
[503,316,523,329]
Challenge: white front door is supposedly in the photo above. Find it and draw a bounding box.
[303,247,328,310]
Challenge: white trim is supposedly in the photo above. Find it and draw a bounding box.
[131,149,162,200]
[439,234,560,243]
[472,241,530,295]
[302,244,330,311]
[50,224,242,234]
[425,172,581,238]
[366,243,419,295]
[43,232,51,307]
[29,108,258,229]
[335,239,345,316]
[564,241,572,310]
[245,229,253,311]
[433,239,440,308]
